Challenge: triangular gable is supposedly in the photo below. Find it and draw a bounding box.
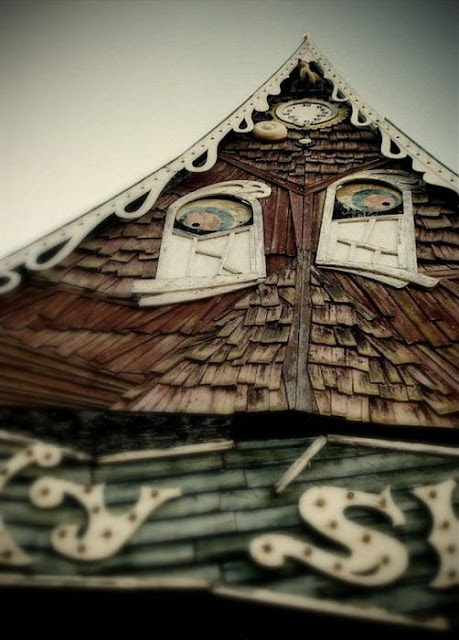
[0,36,457,428]
[1,32,458,630]
[0,35,457,295]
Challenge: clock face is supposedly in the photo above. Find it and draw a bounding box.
[276,99,338,128]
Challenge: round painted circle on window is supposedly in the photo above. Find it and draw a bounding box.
[336,182,402,213]
[175,198,252,234]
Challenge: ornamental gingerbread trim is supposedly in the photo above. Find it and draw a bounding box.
[0,35,456,294]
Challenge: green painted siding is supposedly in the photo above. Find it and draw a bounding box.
[0,436,457,627]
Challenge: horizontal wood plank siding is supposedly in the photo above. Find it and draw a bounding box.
[1,435,457,627]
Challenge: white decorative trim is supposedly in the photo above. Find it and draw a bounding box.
[133,274,261,295]
[318,265,437,289]
[0,430,234,465]
[316,170,438,288]
[137,280,264,307]
[0,429,90,461]
[0,41,308,294]
[0,574,449,627]
[214,585,449,631]
[0,573,209,590]
[0,35,456,295]
[274,436,327,494]
[98,440,234,464]
[327,434,459,458]
[134,181,270,306]
[306,37,459,194]
[0,429,44,446]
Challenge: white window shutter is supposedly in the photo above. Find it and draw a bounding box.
[133,181,270,306]
[316,171,437,288]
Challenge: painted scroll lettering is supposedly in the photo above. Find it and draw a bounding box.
[250,485,408,587]
[0,443,61,565]
[413,479,459,589]
[29,477,181,561]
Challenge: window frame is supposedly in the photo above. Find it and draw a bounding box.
[133,181,270,306]
[315,170,437,288]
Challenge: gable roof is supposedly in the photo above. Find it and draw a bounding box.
[0,35,457,295]
[0,35,457,428]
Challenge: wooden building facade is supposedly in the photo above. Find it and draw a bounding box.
[0,37,457,633]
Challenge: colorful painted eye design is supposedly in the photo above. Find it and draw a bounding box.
[175,198,252,234]
[334,182,403,219]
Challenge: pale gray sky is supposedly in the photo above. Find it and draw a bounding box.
[1,0,458,258]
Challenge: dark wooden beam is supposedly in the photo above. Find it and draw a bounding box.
[220,154,305,195]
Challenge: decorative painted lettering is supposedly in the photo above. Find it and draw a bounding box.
[30,477,181,562]
[413,479,459,589]
[250,486,408,587]
[0,443,61,566]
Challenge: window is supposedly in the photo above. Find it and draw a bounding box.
[316,171,437,288]
[133,181,270,306]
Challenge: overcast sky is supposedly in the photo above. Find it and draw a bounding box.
[1,0,457,259]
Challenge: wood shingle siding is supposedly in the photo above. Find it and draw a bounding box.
[308,267,458,427]
[0,48,457,428]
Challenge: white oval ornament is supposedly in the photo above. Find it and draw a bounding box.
[253,121,288,141]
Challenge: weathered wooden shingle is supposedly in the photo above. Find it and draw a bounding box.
[0,59,457,428]
[307,266,459,427]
